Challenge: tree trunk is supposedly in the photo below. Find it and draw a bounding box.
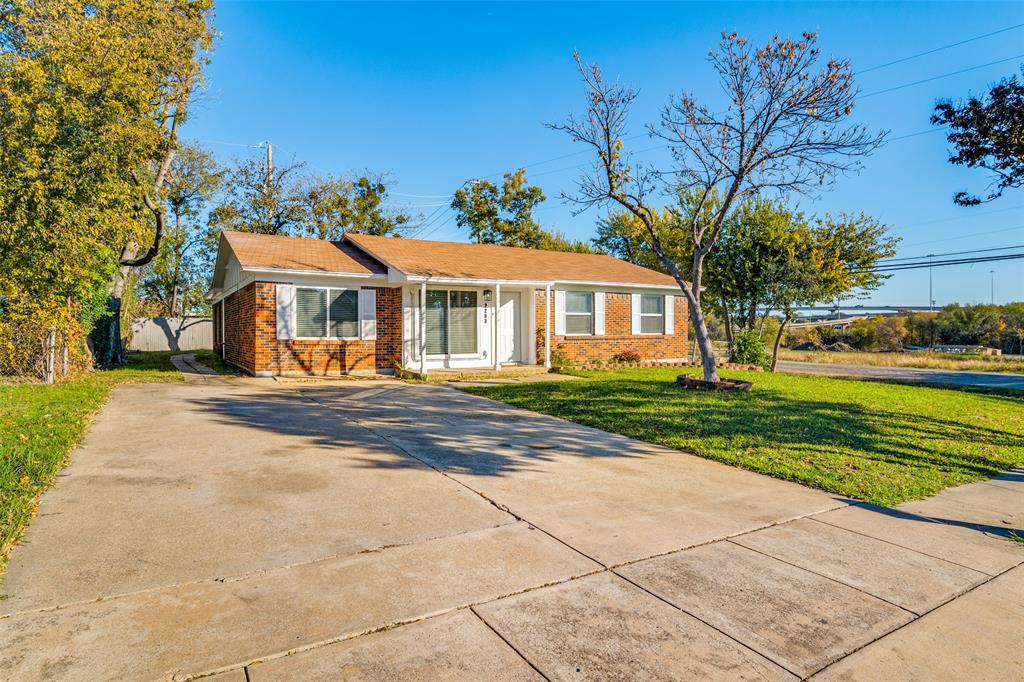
[722,299,734,347]
[770,312,792,372]
[170,284,179,318]
[96,250,134,365]
[686,292,720,382]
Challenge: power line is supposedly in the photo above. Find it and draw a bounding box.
[407,203,453,239]
[392,192,453,199]
[860,53,1024,98]
[879,243,1024,263]
[869,252,1024,272]
[886,128,943,142]
[897,203,1024,230]
[899,224,1024,248]
[857,22,1024,74]
[197,138,265,149]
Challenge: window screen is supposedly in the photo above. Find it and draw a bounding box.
[296,288,327,338]
[640,294,665,334]
[425,290,449,355]
[449,291,478,354]
[564,291,593,335]
[329,289,360,338]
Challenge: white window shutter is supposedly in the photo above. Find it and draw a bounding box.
[359,288,377,340]
[664,295,674,335]
[594,292,606,335]
[554,290,566,335]
[276,284,295,339]
[631,293,641,335]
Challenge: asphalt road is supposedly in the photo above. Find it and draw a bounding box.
[777,360,1024,391]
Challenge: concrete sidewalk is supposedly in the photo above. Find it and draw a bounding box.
[1,378,1021,680]
[777,360,1024,390]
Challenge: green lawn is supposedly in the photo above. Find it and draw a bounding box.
[461,367,1024,506]
[0,350,231,569]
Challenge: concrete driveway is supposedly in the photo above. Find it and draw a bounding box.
[1,376,1023,681]
[777,360,1024,390]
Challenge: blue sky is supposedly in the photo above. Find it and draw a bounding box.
[187,1,1024,306]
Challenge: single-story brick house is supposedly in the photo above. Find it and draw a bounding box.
[208,230,688,376]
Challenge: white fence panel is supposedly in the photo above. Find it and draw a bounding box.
[130,317,213,352]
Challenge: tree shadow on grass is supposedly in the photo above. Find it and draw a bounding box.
[463,376,1024,500]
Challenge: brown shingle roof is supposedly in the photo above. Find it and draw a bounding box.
[223,230,386,276]
[346,233,680,287]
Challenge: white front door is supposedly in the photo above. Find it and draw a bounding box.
[498,291,521,364]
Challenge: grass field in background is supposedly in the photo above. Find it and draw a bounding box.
[779,349,1024,373]
[0,351,230,571]
[462,367,1024,506]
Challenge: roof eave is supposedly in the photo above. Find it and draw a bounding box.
[241,266,389,280]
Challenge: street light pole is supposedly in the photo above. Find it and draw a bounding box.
[928,254,934,312]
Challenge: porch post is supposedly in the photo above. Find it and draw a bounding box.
[493,282,501,371]
[544,284,552,369]
[419,281,428,376]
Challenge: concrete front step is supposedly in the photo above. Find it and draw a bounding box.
[428,365,553,381]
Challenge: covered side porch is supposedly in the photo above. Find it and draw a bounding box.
[401,279,553,375]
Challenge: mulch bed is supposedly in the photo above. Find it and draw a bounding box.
[677,375,753,392]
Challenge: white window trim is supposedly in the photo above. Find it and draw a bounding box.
[563,291,595,336]
[425,286,482,358]
[294,285,363,341]
[638,293,667,336]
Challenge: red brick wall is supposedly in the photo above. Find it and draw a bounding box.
[374,286,403,371]
[222,284,257,374]
[220,282,402,376]
[534,291,688,364]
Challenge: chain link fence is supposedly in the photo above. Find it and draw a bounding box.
[0,318,86,384]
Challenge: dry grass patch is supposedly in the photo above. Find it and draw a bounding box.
[779,349,1024,373]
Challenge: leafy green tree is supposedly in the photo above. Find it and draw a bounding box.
[208,157,307,236]
[592,209,684,270]
[295,174,411,240]
[138,144,222,316]
[764,213,897,369]
[936,304,1005,347]
[451,169,546,247]
[0,0,215,371]
[537,229,598,254]
[932,68,1024,206]
[705,199,806,343]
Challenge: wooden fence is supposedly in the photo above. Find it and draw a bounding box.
[129,317,212,352]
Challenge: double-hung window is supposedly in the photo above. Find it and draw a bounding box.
[639,294,665,334]
[295,287,360,339]
[426,289,478,355]
[564,291,594,335]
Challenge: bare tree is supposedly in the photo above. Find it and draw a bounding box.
[550,33,885,382]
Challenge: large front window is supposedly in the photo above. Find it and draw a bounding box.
[640,294,665,334]
[296,287,359,339]
[426,289,478,355]
[565,291,593,335]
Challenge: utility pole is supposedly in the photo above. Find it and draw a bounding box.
[928,254,934,312]
[990,269,995,304]
[265,142,273,191]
